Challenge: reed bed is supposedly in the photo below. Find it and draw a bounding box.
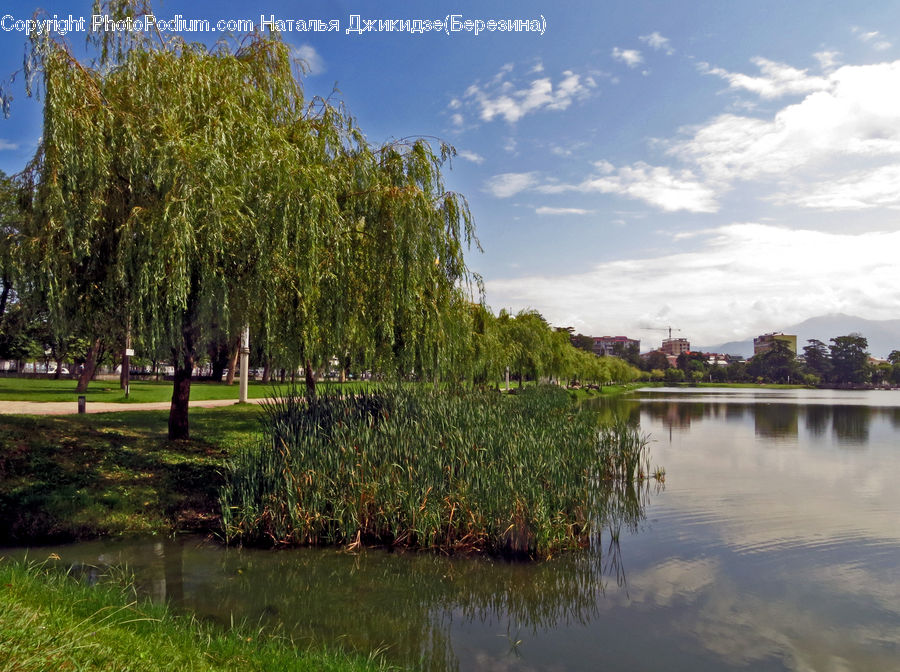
[221,385,652,557]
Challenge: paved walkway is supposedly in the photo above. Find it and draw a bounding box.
[0,397,269,416]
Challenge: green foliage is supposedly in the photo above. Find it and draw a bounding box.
[829,334,869,384]
[802,338,831,380]
[664,368,685,383]
[746,339,799,383]
[221,386,653,557]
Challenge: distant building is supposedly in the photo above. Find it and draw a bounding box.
[753,332,797,356]
[661,337,690,356]
[700,352,730,367]
[592,336,640,357]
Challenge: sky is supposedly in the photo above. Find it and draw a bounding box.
[1,0,899,348]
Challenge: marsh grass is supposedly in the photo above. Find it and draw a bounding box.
[221,386,653,557]
[0,556,395,672]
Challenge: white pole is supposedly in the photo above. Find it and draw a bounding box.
[239,325,250,403]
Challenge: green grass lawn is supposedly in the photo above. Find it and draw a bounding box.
[0,406,263,542]
[0,376,374,403]
[0,558,396,672]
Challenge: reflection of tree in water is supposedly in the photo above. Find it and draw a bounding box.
[754,404,799,439]
[641,401,706,430]
[804,405,831,437]
[831,406,870,445]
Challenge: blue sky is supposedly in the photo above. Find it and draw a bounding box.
[2,0,900,347]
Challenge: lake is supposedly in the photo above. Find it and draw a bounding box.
[5,387,900,671]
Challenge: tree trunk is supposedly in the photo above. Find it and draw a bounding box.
[76,338,102,393]
[304,358,316,398]
[0,276,10,319]
[279,368,285,383]
[120,328,131,390]
[54,356,63,380]
[261,360,270,384]
[224,338,239,385]
[168,354,193,440]
[168,277,199,440]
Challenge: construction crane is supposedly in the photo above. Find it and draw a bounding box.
[641,326,682,339]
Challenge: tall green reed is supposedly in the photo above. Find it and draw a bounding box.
[221,386,652,558]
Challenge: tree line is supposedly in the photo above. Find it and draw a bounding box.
[612,333,897,387]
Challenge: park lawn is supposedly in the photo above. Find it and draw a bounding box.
[0,558,395,672]
[0,377,376,403]
[0,405,264,543]
[0,377,282,403]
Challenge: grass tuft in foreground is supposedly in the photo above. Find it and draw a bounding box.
[0,556,396,672]
[221,385,653,557]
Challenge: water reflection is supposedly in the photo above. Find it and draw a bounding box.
[638,398,887,446]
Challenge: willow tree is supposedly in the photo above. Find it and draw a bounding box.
[14,1,478,436]
[264,131,478,395]
[15,2,351,438]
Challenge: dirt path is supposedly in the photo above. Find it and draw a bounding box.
[0,397,269,416]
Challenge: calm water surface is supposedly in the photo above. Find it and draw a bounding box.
[6,388,900,671]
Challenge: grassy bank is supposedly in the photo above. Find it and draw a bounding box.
[222,386,654,557]
[566,382,657,401]
[0,557,394,672]
[0,406,260,542]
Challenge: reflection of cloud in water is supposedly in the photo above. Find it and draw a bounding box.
[622,557,719,607]
[687,577,900,671]
[624,555,899,670]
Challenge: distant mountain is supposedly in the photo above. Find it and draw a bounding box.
[696,314,900,359]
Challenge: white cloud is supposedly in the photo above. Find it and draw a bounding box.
[672,60,900,202]
[490,59,900,214]
[484,172,538,198]
[450,113,464,127]
[534,206,593,216]
[814,50,841,70]
[538,162,719,213]
[0,139,18,150]
[855,28,892,51]
[612,47,643,68]
[461,66,597,124]
[639,31,674,55]
[699,57,829,99]
[775,164,900,210]
[457,149,484,165]
[485,224,900,344]
[291,44,325,75]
